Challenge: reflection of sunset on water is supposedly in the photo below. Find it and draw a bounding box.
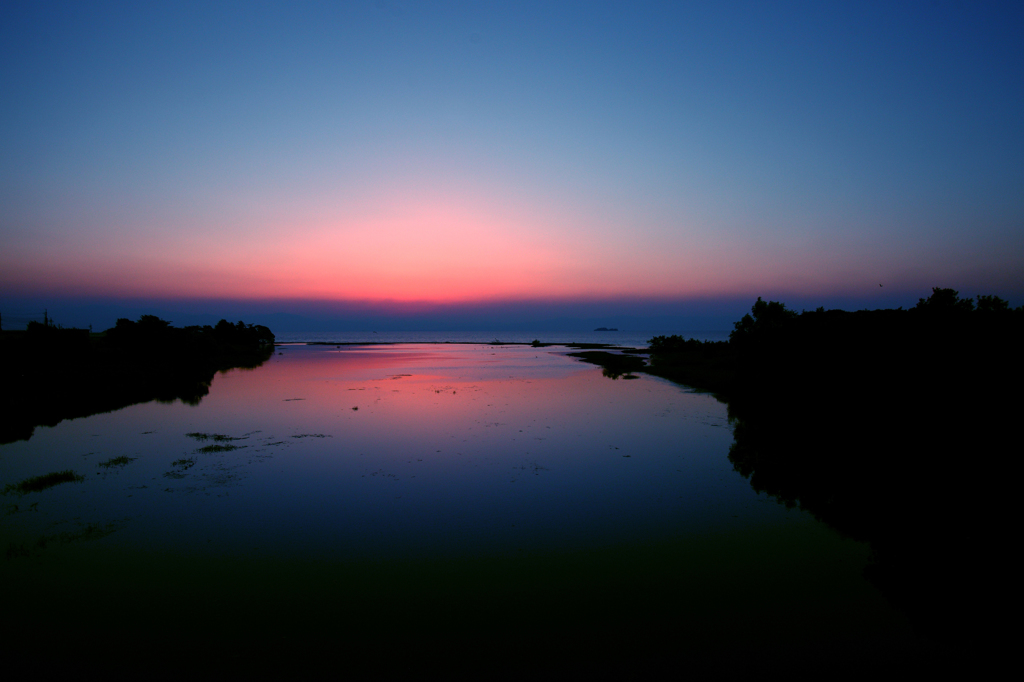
[1,344,753,560]
[212,344,609,449]
[0,343,925,670]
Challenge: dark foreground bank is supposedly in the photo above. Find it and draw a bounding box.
[2,295,1014,675]
[0,315,274,444]
[573,288,1022,660]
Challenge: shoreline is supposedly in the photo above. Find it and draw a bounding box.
[0,316,274,444]
[281,340,644,350]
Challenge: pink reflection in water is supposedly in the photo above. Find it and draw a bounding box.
[183,344,751,558]
[1,344,762,561]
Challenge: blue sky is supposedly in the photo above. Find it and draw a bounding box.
[2,1,1022,330]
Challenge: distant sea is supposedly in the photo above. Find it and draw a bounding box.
[273,330,731,346]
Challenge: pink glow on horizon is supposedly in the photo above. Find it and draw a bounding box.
[2,190,974,303]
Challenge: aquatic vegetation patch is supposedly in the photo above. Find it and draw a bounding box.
[98,456,138,468]
[195,444,245,453]
[3,470,84,495]
[291,433,331,439]
[186,432,247,442]
[165,457,197,477]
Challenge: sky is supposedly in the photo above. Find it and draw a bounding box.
[2,1,1023,331]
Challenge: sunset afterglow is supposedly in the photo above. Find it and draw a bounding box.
[2,2,1022,328]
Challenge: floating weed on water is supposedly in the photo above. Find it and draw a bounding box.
[3,470,85,495]
[98,456,137,468]
[283,398,305,401]
[164,457,197,478]
[291,434,331,439]
[195,444,244,453]
[185,432,248,442]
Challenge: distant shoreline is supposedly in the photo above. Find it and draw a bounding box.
[270,330,732,346]
[285,340,636,349]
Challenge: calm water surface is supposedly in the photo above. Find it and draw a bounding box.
[3,344,759,557]
[0,344,927,669]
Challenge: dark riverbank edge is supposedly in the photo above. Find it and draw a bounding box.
[568,289,1021,660]
[3,294,1016,669]
[0,316,274,444]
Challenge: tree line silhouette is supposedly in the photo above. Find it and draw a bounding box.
[580,288,1021,655]
[0,315,275,444]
